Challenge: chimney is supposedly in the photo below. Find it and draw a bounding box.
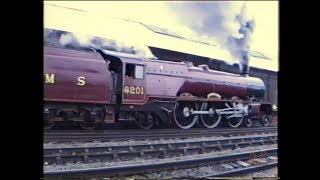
[241,64,249,76]
[240,53,249,76]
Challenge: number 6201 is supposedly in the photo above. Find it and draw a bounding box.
[124,86,144,95]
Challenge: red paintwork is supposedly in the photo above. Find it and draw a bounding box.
[44,47,112,104]
[144,60,265,100]
[123,76,146,103]
[118,57,147,104]
[249,103,261,115]
[44,46,265,106]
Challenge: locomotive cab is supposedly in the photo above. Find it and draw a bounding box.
[99,50,148,105]
[122,62,147,104]
[97,50,124,106]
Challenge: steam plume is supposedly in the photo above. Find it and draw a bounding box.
[166,1,255,73]
[44,29,156,59]
[44,3,157,59]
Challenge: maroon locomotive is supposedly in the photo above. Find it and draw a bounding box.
[44,28,272,130]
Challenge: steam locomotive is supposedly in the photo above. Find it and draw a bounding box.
[44,29,272,130]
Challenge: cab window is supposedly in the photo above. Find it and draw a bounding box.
[135,65,144,79]
[125,63,144,79]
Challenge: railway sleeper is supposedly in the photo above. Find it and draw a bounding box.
[44,139,277,165]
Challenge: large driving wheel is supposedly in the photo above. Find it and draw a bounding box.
[227,116,244,128]
[173,101,198,129]
[225,99,244,128]
[136,112,154,130]
[200,102,221,128]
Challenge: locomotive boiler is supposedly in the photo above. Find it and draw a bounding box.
[44,31,272,130]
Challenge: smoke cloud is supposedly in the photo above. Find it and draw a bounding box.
[166,1,255,73]
[44,3,157,59]
[59,33,76,46]
[44,28,157,59]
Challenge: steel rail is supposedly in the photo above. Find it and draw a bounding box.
[44,148,277,178]
[44,127,277,142]
[198,162,277,178]
[44,135,277,165]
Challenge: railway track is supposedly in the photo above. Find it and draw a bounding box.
[44,148,277,178]
[44,126,277,143]
[44,134,277,165]
[198,161,277,178]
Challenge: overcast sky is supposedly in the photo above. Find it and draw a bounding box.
[45,1,278,66]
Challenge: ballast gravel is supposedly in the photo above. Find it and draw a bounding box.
[44,132,277,149]
[44,144,277,172]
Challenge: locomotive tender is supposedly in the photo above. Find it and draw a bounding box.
[44,30,272,130]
